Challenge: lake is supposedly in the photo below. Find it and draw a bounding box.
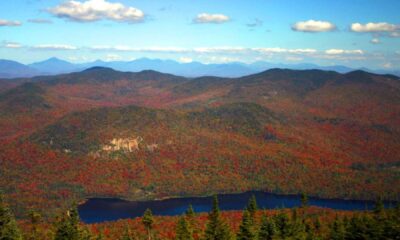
[78,191,388,223]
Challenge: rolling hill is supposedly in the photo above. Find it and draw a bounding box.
[0,67,399,216]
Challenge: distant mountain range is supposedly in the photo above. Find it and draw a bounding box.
[1,57,399,79]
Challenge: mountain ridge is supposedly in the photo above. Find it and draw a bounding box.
[1,57,399,79]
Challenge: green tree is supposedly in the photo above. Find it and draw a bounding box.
[237,210,256,240]
[185,205,195,218]
[142,209,154,240]
[204,195,233,240]
[329,216,346,240]
[300,193,308,208]
[0,194,22,240]
[258,214,275,240]
[54,206,80,240]
[28,210,42,240]
[373,197,384,215]
[175,216,193,240]
[273,211,291,238]
[246,195,258,222]
[79,226,93,240]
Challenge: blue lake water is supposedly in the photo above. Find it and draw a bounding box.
[78,191,390,223]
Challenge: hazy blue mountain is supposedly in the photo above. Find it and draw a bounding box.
[0,59,39,78]
[1,57,399,79]
[29,57,79,74]
[248,62,354,73]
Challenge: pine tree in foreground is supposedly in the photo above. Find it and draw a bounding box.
[204,195,233,240]
[142,209,154,240]
[258,213,275,240]
[329,215,346,240]
[185,204,195,219]
[0,194,22,240]
[237,210,256,240]
[175,215,193,240]
[300,193,308,208]
[246,195,258,222]
[28,210,42,240]
[54,206,80,240]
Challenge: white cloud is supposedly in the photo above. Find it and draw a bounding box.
[105,54,121,61]
[0,19,22,27]
[382,62,392,69]
[89,46,319,56]
[49,0,145,23]
[91,46,186,53]
[33,44,78,50]
[193,13,230,24]
[5,42,22,48]
[194,47,247,53]
[389,32,400,38]
[253,47,317,54]
[178,57,193,63]
[370,38,380,44]
[204,56,238,63]
[292,20,336,32]
[351,22,399,32]
[286,56,303,61]
[28,19,53,24]
[325,49,364,55]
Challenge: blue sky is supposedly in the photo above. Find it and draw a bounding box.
[0,0,399,69]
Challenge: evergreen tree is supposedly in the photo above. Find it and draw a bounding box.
[79,226,92,240]
[314,217,321,232]
[258,214,275,240]
[273,211,291,238]
[28,210,42,240]
[300,193,309,208]
[246,195,258,222]
[305,222,315,240]
[185,205,195,218]
[54,206,80,240]
[237,210,256,240]
[204,195,233,240]
[142,209,153,240]
[175,216,193,240]
[0,194,22,240]
[329,216,346,240]
[373,197,384,215]
[185,204,198,235]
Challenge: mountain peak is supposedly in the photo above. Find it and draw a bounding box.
[82,66,116,73]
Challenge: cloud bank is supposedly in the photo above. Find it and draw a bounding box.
[351,22,398,32]
[325,49,364,55]
[292,20,336,32]
[48,0,145,23]
[0,19,22,27]
[193,13,230,24]
[33,44,78,50]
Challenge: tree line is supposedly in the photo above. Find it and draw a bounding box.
[1,193,399,240]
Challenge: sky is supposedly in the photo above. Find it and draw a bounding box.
[0,0,399,70]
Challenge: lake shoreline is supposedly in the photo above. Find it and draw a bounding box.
[78,191,395,224]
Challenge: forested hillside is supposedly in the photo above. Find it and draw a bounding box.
[0,68,399,216]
